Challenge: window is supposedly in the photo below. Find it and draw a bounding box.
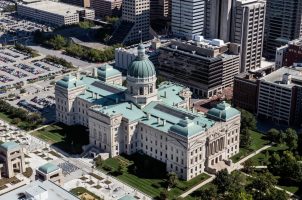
[140,87,143,95]
[149,85,153,93]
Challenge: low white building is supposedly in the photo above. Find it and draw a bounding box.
[115,42,160,70]
[17,1,95,26]
[55,44,241,180]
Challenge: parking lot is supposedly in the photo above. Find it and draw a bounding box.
[0,13,52,44]
[0,47,63,87]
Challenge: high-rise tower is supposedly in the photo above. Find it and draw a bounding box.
[232,0,266,72]
[263,0,302,59]
[109,0,150,45]
[171,0,205,38]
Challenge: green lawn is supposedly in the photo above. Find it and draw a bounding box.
[100,154,210,199]
[70,187,102,200]
[231,130,269,163]
[31,123,89,154]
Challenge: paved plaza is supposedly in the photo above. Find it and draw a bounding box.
[0,120,152,200]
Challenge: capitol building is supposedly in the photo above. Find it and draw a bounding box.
[55,44,241,180]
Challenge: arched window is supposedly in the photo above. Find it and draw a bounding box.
[140,87,144,95]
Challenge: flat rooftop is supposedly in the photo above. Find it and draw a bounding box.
[260,67,302,88]
[0,180,80,200]
[20,1,93,16]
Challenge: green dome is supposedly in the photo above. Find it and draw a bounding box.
[207,101,240,121]
[127,43,156,78]
[128,59,156,78]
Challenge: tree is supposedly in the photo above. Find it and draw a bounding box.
[268,189,289,200]
[95,156,103,168]
[267,128,280,143]
[20,88,26,94]
[284,128,298,151]
[167,172,178,188]
[243,160,254,174]
[48,35,66,50]
[213,169,232,194]
[249,171,277,200]
[11,118,21,125]
[198,184,218,200]
[117,163,127,175]
[159,190,169,200]
[240,109,257,130]
[240,128,252,148]
[229,191,253,200]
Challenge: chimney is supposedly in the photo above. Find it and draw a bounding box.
[162,119,166,126]
[129,103,133,110]
[163,91,167,98]
[76,72,80,80]
[95,93,98,99]
[147,113,151,119]
[157,117,161,124]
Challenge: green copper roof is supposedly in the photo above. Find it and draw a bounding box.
[56,75,85,89]
[97,64,121,79]
[96,102,145,122]
[127,43,156,78]
[0,141,19,151]
[170,117,204,137]
[207,101,240,121]
[118,195,136,200]
[38,163,59,174]
[158,82,186,106]
[141,102,215,137]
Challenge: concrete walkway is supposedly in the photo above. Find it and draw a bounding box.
[179,174,215,198]
[230,145,271,172]
[25,122,56,135]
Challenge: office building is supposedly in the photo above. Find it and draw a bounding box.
[257,67,302,125]
[90,0,122,17]
[0,180,80,200]
[171,0,205,38]
[276,39,302,69]
[263,0,302,59]
[17,1,95,26]
[232,0,266,72]
[204,0,233,42]
[158,39,240,98]
[109,0,150,45]
[55,45,241,180]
